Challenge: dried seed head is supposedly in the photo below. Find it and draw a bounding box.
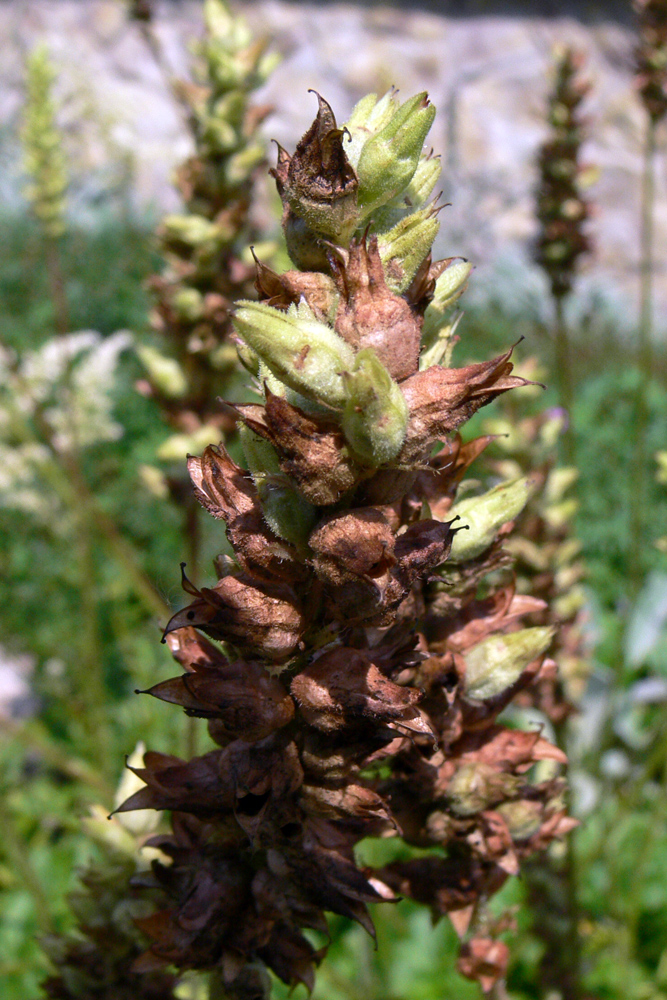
[272,93,359,262]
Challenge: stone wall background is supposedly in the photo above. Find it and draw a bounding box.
[2,0,667,332]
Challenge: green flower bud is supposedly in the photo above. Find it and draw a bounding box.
[418,313,463,371]
[446,762,521,816]
[372,154,442,234]
[449,477,534,562]
[554,586,586,620]
[496,799,543,841]
[544,466,578,504]
[136,345,188,398]
[377,205,440,293]
[405,153,442,207]
[421,259,473,342]
[543,498,578,530]
[464,626,555,702]
[172,287,205,322]
[344,91,397,166]
[156,424,221,462]
[21,45,68,240]
[138,464,169,500]
[226,142,265,184]
[341,348,408,466]
[240,424,317,546]
[162,213,233,252]
[355,92,436,217]
[236,338,261,376]
[234,300,355,408]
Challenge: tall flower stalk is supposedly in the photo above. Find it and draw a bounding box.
[113,90,575,999]
[631,0,667,591]
[534,47,592,466]
[135,0,279,608]
[483,383,590,1000]
[21,44,69,334]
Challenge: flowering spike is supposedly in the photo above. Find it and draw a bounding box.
[121,90,573,997]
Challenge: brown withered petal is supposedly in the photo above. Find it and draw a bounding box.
[399,345,539,463]
[163,568,305,662]
[234,390,360,505]
[188,444,302,582]
[405,255,462,315]
[309,508,396,586]
[380,854,508,917]
[116,750,235,816]
[164,625,228,673]
[299,783,396,834]
[467,810,519,874]
[449,725,567,773]
[283,92,357,212]
[332,234,422,380]
[437,588,547,654]
[142,658,294,742]
[394,517,458,586]
[458,937,510,993]
[414,433,497,520]
[290,647,430,737]
[253,253,337,320]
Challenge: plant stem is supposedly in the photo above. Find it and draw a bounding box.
[184,493,201,759]
[1,718,113,800]
[629,116,657,595]
[0,796,55,936]
[45,236,69,336]
[554,293,575,465]
[556,717,582,1000]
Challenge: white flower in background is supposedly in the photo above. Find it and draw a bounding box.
[0,330,131,514]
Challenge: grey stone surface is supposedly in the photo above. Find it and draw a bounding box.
[2,0,667,331]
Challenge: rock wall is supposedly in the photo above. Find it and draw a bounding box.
[3,0,666,331]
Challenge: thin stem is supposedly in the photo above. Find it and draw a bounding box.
[184,493,201,759]
[45,236,69,336]
[76,507,115,783]
[556,716,582,1000]
[554,293,575,466]
[0,796,55,936]
[1,718,113,800]
[629,116,657,595]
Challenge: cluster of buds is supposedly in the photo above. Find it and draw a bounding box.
[42,748,180,1000]
[21,44,68,241]
[635,0,667,123]
[534,47,593,299]
[119,91,575,998]
[482,378,590,721]
[137,0,280,462]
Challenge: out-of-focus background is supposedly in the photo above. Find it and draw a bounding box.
[1,1,667,998]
